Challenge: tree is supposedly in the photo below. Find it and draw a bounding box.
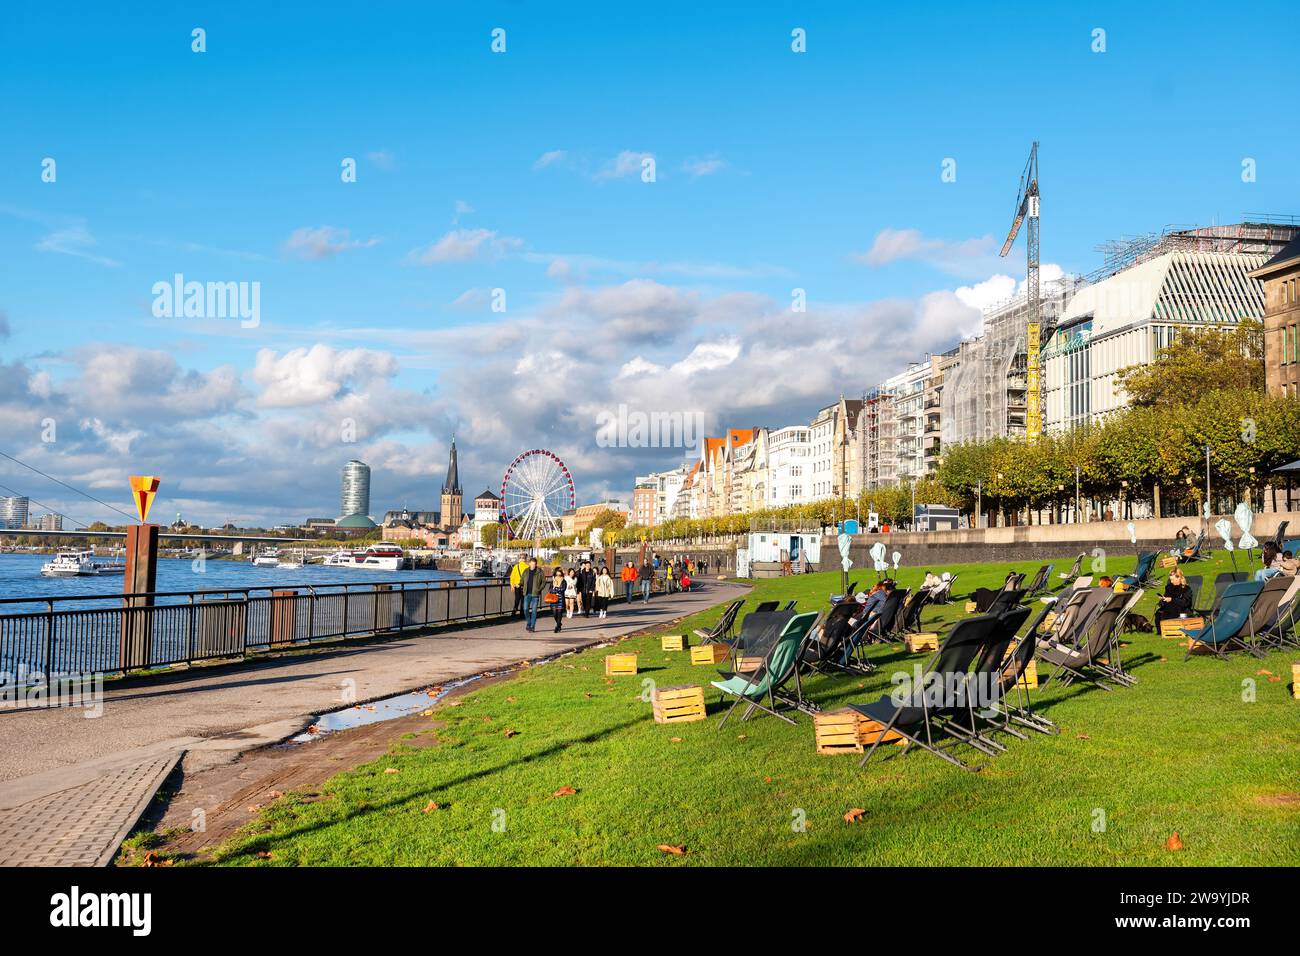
[588,509,626,531]
[480,522,500,548]
[1116,318,1263,408]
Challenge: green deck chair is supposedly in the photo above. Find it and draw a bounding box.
[711,611,819,727]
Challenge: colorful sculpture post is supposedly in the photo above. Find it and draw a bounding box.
[121,476,161,670]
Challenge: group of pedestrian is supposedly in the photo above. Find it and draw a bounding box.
[509,555,617,633]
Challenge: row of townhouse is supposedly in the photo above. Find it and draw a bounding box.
[626,222,1300,526]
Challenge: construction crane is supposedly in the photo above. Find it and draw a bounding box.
[999,141,1041,442]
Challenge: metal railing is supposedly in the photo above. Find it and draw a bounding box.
[0,578,511,684]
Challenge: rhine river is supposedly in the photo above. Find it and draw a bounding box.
[0,553,465,612]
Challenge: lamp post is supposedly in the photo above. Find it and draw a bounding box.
[975,478,982,530]
[1075,464,1081,524]
[996,472,1003,528]
[1121,480,1129,521]
[1057,484,1065,524]
[1205,444,1212,517]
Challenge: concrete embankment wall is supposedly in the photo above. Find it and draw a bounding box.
[812,511,1297,573]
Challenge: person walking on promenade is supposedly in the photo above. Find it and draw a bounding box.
[564,567,580,618]
[595,565,614,618]
[548,567,567,632]
[666,562,676,594]
[639,558,654,602]
[509,555,529,618]
[578,559,597,618]
[520,557,545,632]
[621,561,638,605]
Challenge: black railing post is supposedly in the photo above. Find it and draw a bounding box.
[342,586,350,638]
[307,586,316,642]
[188,593,196,665]
[43,599,54,688]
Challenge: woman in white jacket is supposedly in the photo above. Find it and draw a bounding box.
[594,566,615,619]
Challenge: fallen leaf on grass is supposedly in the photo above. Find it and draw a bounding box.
[1267,675,1282,682]
[482,715,494,722]
[553,786,578,797]
[256,851,274,860]
[384,767,400,774]
[421,800,440,813]
[843,808,867,824]
[583,693,593,699]
[506,696,516,703]
[1257,669,1273,676]
[1075,733,1091,740]
[1165,832,1184,851]
[764,776,774,783]
[657,844,687,856]
[503,729,520,738]
[736,734,749,741]
[670,737,682,743]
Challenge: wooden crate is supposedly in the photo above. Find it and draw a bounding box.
[814,708,903,755]
[814,709,864,755]
[661,633,689,651]
[965,601,978,613]
[735,656,763,673]
[1160,617,1203,640]
[905,632,939,653]
[1292,662,1300,701]
[604,652,638,676]
[651,684,706,724]
[1042,612,1058,630]
[691,644,730,666]
[1160,555,1178,569]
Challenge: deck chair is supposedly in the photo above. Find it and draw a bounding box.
[1036,591,1130,690]
[987,587,1028,615]
[992,604,1059,735]
[1123,552,1157,588]
[1209,572,1248,612]
[945,604,1036,752]
[850,615,1005,772]
[1070,575,1094,590]
[753,600,780,614]
[1100,587,1144,686]
[692,599,744,645]
[929,574,957,604]
[802,605,875,675]
[897,588,932,634]
[1184,580,1264,660]
[1238,575,1291,655]
[1270,521,1290,549]
[1182,574,1203,612]
[781,600,798,611]
[871,588,910,642]
[1256,575,1300,649]
[969,573,1018,613]
[1177,530,1207,563]
[1024,565,1052,596]
[1056,553,1086,588]
[712,611,820,726]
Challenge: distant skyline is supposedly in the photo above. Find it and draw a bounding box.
[2,2,1297,526]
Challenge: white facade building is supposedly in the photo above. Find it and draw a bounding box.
[766,426,812,507]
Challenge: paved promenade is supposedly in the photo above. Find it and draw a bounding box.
[0,583,741,865]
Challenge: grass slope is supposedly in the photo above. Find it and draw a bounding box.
[206,550,1300,866]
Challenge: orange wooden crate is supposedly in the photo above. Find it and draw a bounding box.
[661,634,689,651]
[735,656,763,673]
[814,708,904,754]
[1292,662,1300,701]
[905,632,939,653]
[1160,617,1203,640]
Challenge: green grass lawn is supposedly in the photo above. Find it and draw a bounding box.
[204,549,1300,866]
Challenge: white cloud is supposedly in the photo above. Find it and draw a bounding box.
[593,150,654,182]
[682,155,726,178]
[283,226,380,260]
[251,345,399,408]
[853,227,997,276]
[367,150,396,170]
[533,150,568,170]
[36,225,121,267]
[407,228,523,265]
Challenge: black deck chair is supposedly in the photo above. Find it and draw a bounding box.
[1252,575,1300,649]
[944,604,1035,753]
[753,600,780,614]
[781,599,798,611]
[1100,587,1144,686]
[1207,572,1248,613]
[986,587,1028,615]
[992,604,1059,735]
[970,573,1023,612]
[1182,574,1204,613]
[929,574,957,604]
[1240,575,1291,655]
[871,587,910,643]
[728,608,796,656]
[1126,552,1157,588]
[850,615,1005,772]
[1271,521,1290,549]
[692,599,744,645]
[1036,591,1129,690]
[801,605,876,675]
[897,588,932,634]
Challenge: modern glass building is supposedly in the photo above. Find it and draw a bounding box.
[0,496,30,530]
[339,460,372,522]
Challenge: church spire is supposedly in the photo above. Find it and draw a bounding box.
[442,435,461,496]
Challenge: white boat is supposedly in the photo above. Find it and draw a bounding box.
[460,552,483,576]
[40,549,127,577]
[249,547,281,567]
[321,544,406,571]
[277,548,306,570]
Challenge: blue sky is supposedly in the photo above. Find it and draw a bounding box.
[1,1,1296,527]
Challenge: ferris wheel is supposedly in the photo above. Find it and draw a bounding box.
[500,449,576,541]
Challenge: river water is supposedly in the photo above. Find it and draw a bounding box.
[0,553,465,612]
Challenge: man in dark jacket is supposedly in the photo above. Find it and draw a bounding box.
[577,559,597,618]
[520,557,546,632]
[639,559,654,602]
